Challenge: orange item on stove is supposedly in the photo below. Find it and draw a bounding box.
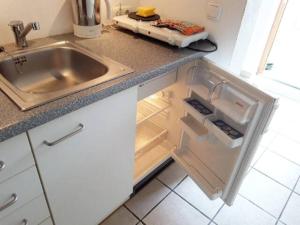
[153,19,205,36]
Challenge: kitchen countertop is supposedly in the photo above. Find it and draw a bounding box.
[0,27,207,142]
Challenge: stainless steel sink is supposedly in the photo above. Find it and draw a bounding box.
[0,41,133,110]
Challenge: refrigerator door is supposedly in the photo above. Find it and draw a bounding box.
[172,60,278,205]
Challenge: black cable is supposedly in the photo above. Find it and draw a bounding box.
[187,39,218,53]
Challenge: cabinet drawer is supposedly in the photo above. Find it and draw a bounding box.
[0,167,43,219]
[39,218,53,225]
[0,134,35,184]
[1,195,50,225]
[138,70,177,100]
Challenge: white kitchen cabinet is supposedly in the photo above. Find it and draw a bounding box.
[0,133,35,183]
[39,218,53,225]
[135,59,278,205]
[28,87,137,225]
[0,167,43,219]
[1,195,49,225]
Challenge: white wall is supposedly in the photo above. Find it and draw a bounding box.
[139,0,248,70]
[0,0,255,73]
[0,0,73,45]
[0,0,139,46]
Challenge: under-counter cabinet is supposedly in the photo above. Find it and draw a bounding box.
[0,133,51,225]
[28,87,137,225]
[134,60,277,205]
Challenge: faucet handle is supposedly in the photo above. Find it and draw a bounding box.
[31,22,40,30]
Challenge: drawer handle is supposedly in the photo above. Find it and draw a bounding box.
[0,160,5,171]
[0,193,18,212]
[22,219,28,225]
[43,123,84,147]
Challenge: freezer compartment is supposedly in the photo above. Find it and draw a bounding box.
[205,112,245,149]
[180,115,208,142]
[183,92,214,123]
[186,65,224,101]
[212,84,257,124]
[172,146,224,199]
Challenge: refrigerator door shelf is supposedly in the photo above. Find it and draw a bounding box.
[204,118,244,149]
[180,115,209,143]
[183,97,214,123]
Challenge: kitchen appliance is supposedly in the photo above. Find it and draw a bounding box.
[134,59,278,205]
[71,0,112,38]
[114,15,209,47]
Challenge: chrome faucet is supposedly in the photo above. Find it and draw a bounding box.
[8,20,40,48]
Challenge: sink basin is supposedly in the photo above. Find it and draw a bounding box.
[0,41,133,110]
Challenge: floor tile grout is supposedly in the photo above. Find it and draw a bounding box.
[123,204,145,224]
[238,194,278,219]
[139,187,173,222]
[156,176,218,222]
[252,168,296,191]
[251,148,267,168]
[209,203,225,225]
[275,176,300,225]
[267,149,300,167]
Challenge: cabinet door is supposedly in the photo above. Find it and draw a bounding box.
[0,133,34,183]
[28,87,137,225]
[173,60,278,205]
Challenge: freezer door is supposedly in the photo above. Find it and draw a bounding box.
[172,59,278,205]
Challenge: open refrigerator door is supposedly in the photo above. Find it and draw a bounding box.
[134,59,278,205]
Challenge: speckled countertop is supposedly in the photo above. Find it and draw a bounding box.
[0,28,207,142]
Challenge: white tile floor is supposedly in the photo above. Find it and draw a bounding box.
[100,83,300,225]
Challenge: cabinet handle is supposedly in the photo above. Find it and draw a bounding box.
[0,160,5,171]
[22,219,28,225]
[43,123,84,147]
[0,193,18,211]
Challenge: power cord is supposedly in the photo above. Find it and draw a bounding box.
[187,39,218,53]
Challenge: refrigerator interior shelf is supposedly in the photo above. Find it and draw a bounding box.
[137,95,170,125]
[172,146,224,200]
[135,119,168,155]
[180,115,208,142]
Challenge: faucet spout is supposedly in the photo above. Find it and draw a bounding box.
[8,20,40,48]
[20,22,40,38]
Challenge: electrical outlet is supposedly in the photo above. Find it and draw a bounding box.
[207,1,222,21]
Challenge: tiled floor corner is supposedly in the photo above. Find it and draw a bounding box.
[214,195,276,225]
[254,151,300,189]
[239,169,291,217]
[156,162,187,189]
[174,177,223,218]
[100,206,139,225]
[143,193,210,225]
[125,179,170,219]
[280,193,300,225]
